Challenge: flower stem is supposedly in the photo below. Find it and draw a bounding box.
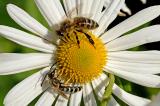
[100,73,115,106]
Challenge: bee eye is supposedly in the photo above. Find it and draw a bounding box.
[64,24,69,28]
[56,31,63,36]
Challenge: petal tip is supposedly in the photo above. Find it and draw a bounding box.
[6,3,14,10]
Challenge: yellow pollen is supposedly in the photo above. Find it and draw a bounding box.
[55,31,107,84]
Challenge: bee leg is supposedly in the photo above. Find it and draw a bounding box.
[61,83,70,87]
[76,29,95,48]
[63,33,69,42]
[58,90,69,99]
[52,84,69,99]
[73,31,80,48]
[76,35,80,48]
[83,32,96,48]
[41,73,48,86]
[57,31,69,43]
[41,62,57,86]
[59,77,73,88]
[52,87,69,99]
[60,36,67,43]
[66,33,71,41]
[50,62,57,70]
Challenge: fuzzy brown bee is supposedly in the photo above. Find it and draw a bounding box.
[56,17,99,47]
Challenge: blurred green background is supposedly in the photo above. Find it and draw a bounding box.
[0,0,160,106]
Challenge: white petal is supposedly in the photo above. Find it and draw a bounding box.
[92,74,120,106]
[83,0,105,25]
[140,0,147,4]
[105,67,160,88]
[6,4,58,43]
[35,89,58,106]
[107,60,160,74]
[107,51,160,74]
[101,5,160,43]
[91,0,106,21]
[0,25,55,53]
[108,96,120,106]
[105,0,125,26]
[106,25,160,51]
[104,0,111,8]
[0,53,52,75]
[35,0,66,27]
[108,50,160,64]
[92,73,108,100]
[121,3,131,15]
[78,0,94,17]
[69,91,82,106]
[83,83,97,106]
[113,84,151,106]
[78,0,87,17]
[147,93,160,106]
[118,11,127,17]
[4,67,50,106]
[55,96,69,106]
[63,0,78,18]
[94,0,124,36]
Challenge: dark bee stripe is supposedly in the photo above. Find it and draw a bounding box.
[70,88,74,93]
[60,85,82,94]
[86,19,92,29]
[74,86,82,92]
[74,17,99,30]
[74,87,78,92]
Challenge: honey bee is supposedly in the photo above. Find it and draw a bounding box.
[41,64,82,99]
[56,17,99,47]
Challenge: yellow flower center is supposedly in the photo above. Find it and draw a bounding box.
[55,31,107,84]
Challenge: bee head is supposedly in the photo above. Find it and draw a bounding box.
[48,72,55,79]
[62,20,72,28]
[56,30,64,36]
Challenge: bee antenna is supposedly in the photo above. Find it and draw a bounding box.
[41,62,57,86]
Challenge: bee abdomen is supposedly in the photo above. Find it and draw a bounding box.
[60,86,82,94]
[74,17,99,30]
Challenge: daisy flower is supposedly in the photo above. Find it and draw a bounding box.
[0,0,160,106]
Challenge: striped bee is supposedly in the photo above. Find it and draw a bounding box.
[41,64,82,99]
[56,17,99,48]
